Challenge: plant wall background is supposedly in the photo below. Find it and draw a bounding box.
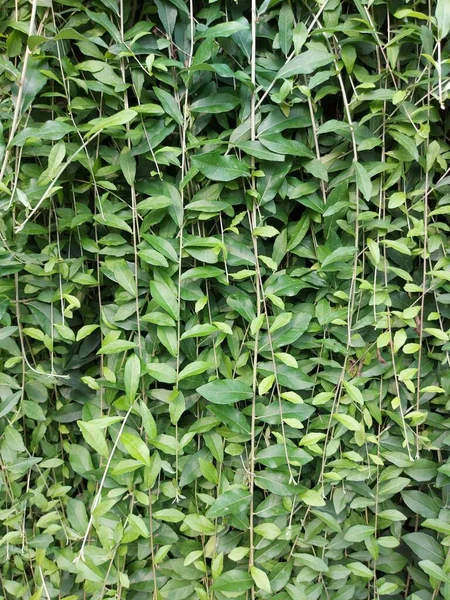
[0,0,450,598]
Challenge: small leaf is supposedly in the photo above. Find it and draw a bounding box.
[419,560,450,584]
[253,225,280,238]
[196,21,249,39]
[333,413,362,431]
[120,432,150,466]
[275,49,334,79]
[211,570,253,594]
[366,238,380,265]
[183,514,215,535]
[119,147,136,186]
[191,153,250,182]
[251,566,271,593]
[294,553,329,572]
[87,109,137,137]
[97,340,137,355]
[343,381,364,405]
[150,280,179,320]
[146,362,177,384]
[197,379,254,404]
[124,354,140,402]
[354,160,372,201]
[153,509,185,523]
[154,88,183,125]
[78,421,108,458]
[76,324,99,341]
[114,261,136,296]
[206,488,252,518]
[178,360,211,381]
[299,489,326,507]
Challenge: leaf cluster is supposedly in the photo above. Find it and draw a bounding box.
[0,0,449,599]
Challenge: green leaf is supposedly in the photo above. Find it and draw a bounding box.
[343,381,364,405]
[191,153,250,182]
[321,246,357,268]
[333,413,362,431]
[183,513,216,535]
[76,324,99,341]
[153,508,185,523]
[146,362,177,384]
[294,554,329,572]
[275,49,334,79]
[138,248,169,267]
[208,404,251,436]
[419,560,450,584]
[260,134,314,158]
[197,22,249,39]
[344,525,375,542]
[78,421,108,458]
[124,354,140,402]
[197,379,253,404]
[54,323,75,342]
[366,238,381,265]
[401,490,440,518]
[87,109,137,137]
[97,340,137,355]
[354,160,372,201]
[251,566,272,593]
[403,532,444,564]
[211,570,254,594]
[279,3,294,56]
[436,0,450,38]
[421,518,450,535]
[13,57,48,115]
[347,562,373,579]
[299,489,326,507]
[154,88,183,125]
[140,401,157,440]
[120,432,150,466]
[254,522,281,540]
[113,261,136,296]
[181,324,217,339]
[119,147,136,186]
[253,225,280,238]
[206,488,251,518]
[191,93,240,114]
[150,280,179,320]
[389,130,419,161]
[178,361,211,381]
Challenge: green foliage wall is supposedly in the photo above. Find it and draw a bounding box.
[0,0,450,598]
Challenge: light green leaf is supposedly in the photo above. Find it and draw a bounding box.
[146,362,177,384]
[251,566,271,593]
[97,340,137,355]
[87,109,137,137]
[211,570,253,594]
[124,354,140,402]
[354,160,372,200]
[78,421,108,458]
[275,49,334,79]
[178,361,211,381]
[343,381,364,405]
[333,413,362,431]
[119,147,136,186]
[120,432,150,466]
[436,0,450,38]
[153,509,185,523]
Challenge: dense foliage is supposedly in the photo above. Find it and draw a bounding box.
[0,0,450,598]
